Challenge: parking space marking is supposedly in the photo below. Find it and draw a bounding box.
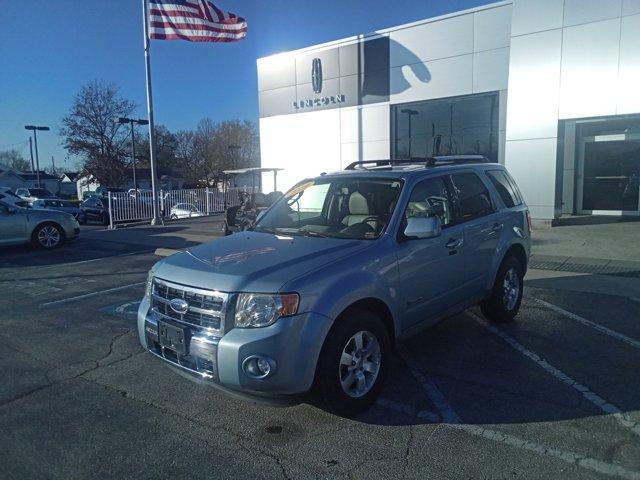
[533,297,640,351]
[41,282,145,307]
[398,351,640,480]
[468,311,640,438]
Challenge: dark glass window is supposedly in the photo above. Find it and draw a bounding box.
[404,177,453,227]
[392,92,499,162]
[450,173,494,221]
[486,170,522,208]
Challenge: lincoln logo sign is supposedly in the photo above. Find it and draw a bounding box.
[312,58,322,94]
[293,57,346,110]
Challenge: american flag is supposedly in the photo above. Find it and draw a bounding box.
[148,0,247,43]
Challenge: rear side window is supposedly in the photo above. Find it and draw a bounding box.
[486,170,522,208]
[450,172,494,221]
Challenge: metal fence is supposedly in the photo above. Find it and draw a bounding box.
[107,187,256,228]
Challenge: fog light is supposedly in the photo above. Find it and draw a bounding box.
[242,355,276,379]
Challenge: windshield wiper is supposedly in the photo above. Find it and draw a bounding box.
[297,229,331,238]
[252,226,278,234]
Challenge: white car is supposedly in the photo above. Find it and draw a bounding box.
[169,203,204,219]
[0,188,29,208]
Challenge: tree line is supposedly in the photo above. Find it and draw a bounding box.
[1,80,259,188]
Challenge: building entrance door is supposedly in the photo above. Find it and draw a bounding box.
[577,134,640,216]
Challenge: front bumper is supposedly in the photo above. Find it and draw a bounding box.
[137,297,333,401]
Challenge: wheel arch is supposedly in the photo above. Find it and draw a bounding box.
[487,242,528,290]
[31,220,66,245]
[334,297,396,347]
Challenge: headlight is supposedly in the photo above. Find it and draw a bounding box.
[144,271,153,298]
[234,293,299,328]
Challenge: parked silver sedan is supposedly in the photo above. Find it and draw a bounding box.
[0,200,79,249]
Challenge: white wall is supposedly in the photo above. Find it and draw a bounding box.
[505,0,640,219]
[389,3,511,103]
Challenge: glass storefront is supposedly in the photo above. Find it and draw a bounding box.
[391,92,499,162]
[576,116,640,215]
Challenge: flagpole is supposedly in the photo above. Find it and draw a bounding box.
[142,0,160,225]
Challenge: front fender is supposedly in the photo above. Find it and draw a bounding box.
[285,239,401,338]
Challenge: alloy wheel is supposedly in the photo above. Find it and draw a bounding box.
[38,225,61,248]
[338,330,381,398]
[502,267,520,311]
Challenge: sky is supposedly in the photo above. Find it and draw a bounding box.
[0,0,489,171]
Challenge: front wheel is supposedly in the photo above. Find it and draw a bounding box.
[480,255,524,323]
[32,223,64,249]
[316,310,390,417]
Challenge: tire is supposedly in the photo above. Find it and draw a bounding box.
[32,222,65,249]
[480,255,524,324]
[316,310,390,417]
[101,213,109,226]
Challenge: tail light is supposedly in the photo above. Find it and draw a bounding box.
[525,209,532,236]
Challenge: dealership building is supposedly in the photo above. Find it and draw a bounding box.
[257,0,640,220]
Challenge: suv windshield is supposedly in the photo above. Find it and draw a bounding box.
[254,177,403,240]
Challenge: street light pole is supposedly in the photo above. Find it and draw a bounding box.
[28,136,34,173]
[130,121,138,191]
[25,125,49,187]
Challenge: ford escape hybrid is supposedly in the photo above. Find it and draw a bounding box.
[138,156,531,416]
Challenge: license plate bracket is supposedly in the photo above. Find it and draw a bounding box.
[158,321,188,355]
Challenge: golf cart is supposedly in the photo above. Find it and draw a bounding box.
[223,167,283,235]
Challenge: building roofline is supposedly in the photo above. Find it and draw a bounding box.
[257,0,511,63]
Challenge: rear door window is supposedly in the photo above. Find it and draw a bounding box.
[449,172,494,222]
[486,170,522,208]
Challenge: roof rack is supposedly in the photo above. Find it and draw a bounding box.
[344,155,493,170]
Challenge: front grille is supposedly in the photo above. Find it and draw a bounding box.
[151,277,228,333]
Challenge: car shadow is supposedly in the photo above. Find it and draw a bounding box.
[348,296,640,427]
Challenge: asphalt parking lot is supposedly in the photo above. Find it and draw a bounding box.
[1,222,640,479]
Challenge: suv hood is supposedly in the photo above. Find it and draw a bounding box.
[153,231,371,293]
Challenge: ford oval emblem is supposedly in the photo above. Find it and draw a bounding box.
[169,298,189,315]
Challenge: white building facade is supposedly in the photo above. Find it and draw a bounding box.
[257,0,640,220]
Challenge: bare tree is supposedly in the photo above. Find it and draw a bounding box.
[60,80,136,186]
[190,118,259,186]
[0,149,31,172]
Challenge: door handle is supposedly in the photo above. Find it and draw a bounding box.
[491,222,503,233]
[445,238,463,249]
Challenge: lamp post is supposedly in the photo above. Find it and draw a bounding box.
[114,117,149,193]
[400,109,418,159]
[24,125,49,187]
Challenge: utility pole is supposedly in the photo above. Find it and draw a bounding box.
[25,125,49,187]
[114,117,148,193]
[51,155,56,173]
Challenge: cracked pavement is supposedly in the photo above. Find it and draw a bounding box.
[1,224,639,479]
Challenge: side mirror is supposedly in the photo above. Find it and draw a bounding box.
[404,216,442,239]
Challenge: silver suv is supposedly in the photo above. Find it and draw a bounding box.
[138,156,531,415]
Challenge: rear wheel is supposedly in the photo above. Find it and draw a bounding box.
[316,310,389,416]
[32,222,64,249]
[101,212,109,226]
[480,255,524,323]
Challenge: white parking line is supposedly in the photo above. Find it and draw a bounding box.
[397,351,640,479]
[533,297,640,351]
[467,311,640,438]
[41,282,145,307]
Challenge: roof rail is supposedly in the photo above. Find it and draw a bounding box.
[344,155,493,170]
